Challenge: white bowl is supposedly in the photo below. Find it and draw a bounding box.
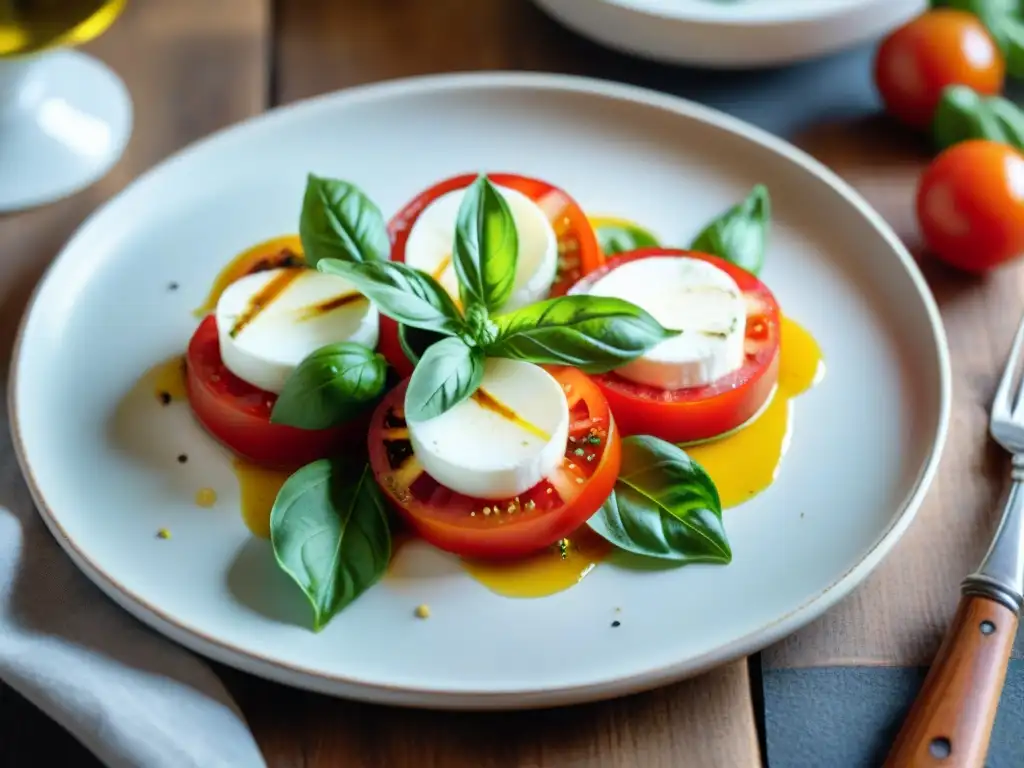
[533,0,927,68]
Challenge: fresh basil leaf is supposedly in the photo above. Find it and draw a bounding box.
[932,85,1008,150]
[931,84,1024,150]
[1001,14,1024,79]
[299,174,389,269]
[270,343,387,430]
[689,184,770,275]
[398,324,446,367]
[487,295,678,373]
[404,337,484,421]
[319,259,465,336]
[587,436,730,563]
[987,90,1024,145]
[453,175,519,313]
[594,220,660,256]
[465,303,499,347]
[270,460,391,631]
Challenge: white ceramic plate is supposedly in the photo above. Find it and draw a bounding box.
[10,72,949,709]
[533,0,927,68]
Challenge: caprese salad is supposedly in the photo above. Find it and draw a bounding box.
[182,172,778,631]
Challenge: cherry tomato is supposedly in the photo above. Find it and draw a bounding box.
[368,368,620,559]
[379,172,604,378]
[185,316,363,470]
[874,9,1004,130]
[569,248,781,444]
[917,139,1024,272]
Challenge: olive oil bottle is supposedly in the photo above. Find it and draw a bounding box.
[0,0,127,57]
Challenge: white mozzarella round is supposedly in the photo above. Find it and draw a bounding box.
[215,267,378,394]
[402,183,558,312]
[407,358,569,499]
[586,256,746,390]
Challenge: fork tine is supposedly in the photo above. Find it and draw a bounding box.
[996,312,1024,425]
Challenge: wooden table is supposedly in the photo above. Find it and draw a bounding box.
[2,1,1019,766]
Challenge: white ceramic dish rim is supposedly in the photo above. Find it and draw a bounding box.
[598,0,913,26]
[8,71,952,708]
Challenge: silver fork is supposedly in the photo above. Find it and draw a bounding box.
[885,316,1024,768]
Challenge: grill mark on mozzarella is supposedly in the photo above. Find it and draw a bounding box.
[294,290,367,321]
[471,388,551,441]
[228,268,303,338]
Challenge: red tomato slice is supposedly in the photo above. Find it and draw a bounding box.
[185,316,364,470]
[368,367,620,559]
[569,248,781,444]
[379,172,604,378]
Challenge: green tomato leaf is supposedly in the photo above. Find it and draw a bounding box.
[318,259,465,336]
[931,85,1024,151]
[404,337,484,422]
[487,295,678,373]
[270,460,391,631]
[299,174,390,268]
[594,220,660,256]
[453,175,519,313]
[689,184,770,275]
[587,436,731,563]
[270,342,387,430]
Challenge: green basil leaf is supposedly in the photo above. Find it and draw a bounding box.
[318,259,465,336]
[689,184,770,275]
[398,324,446,367]
[453,175,519,313]
[987,90,1024,145]
[299,174,389,269]
[404,337,484,421]
[270,342,387,430]
[594,220,660,256]
[931,85,1024,151]
[487,295,678,373]
[587,436,730,563]
[270,460,391,631]
[464,303,499,347]
[1001,14,1024,78]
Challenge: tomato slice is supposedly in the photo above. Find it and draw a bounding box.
[368,367,620,559]
[379,172,604,378]
[185,316,364,470]
[569,248,781,444]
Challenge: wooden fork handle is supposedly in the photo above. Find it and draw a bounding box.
[885,595,1018,767]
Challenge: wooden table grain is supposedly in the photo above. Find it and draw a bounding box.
[0,2,767,766]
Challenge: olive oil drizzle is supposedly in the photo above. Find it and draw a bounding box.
[431,255,452,281]
[471,388,550,441]
[295,291,367,321]
[229,268,303,338]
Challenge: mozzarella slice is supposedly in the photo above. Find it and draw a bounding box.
[407,358,569,499]
[215,267,378,394]
[586,256,746,390]
[402,183,558,311]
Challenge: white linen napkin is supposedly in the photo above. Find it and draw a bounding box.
[0,500,267,768]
